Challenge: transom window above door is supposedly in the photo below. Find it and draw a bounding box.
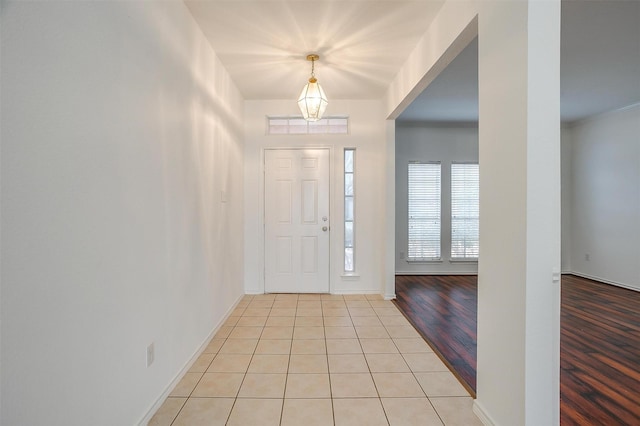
[267,116,349,135]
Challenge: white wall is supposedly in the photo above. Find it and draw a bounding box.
[244,100,387,295]
[477,3,561,424]
[385,1,561,425]
[1,2,244,425]
[568,104,640,290]
[395,124,479,274]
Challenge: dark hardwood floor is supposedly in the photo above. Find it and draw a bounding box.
[394,275,477,395]
[560,275,640,425]
[394,274,640,425]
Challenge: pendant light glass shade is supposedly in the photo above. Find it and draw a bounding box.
[298,54,328,121]
[298,79,328,121]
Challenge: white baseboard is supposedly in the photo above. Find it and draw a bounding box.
[567,271,639,293]
[384,293,396,300]
[395,271,478,276]
[136,293,245,426]
[472,399,496,426]
[334,289,381,295]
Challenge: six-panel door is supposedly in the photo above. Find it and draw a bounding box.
[264,149,330,293]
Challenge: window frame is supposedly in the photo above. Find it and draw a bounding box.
[344,148,356,273]
[266,116,349,135]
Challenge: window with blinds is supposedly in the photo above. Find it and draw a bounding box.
[451,163,479,259]
[407,162,441,260]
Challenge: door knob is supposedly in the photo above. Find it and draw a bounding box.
[322,226,328,232]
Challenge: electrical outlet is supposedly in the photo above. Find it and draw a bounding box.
[146,343,155,367]
[585,253,590,261]
[400,251,405,259]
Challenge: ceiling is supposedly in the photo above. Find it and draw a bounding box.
[398,36,478,123]
[397,0,640,123]
[186,1,640,123]
[559,0,640,122]
[185,0,445,100]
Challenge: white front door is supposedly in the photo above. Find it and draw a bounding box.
[264,149,330,293]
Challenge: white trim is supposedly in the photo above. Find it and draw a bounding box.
[333,289,381,295]
[340,274,361,280]
[384,119,397,302]
[472,399,496,426]
[136,293,244,426]
[449,258,479,263]
[406,259,443,264]
[566,271,639,293]
[396,120,479,128]
[384,293,397,300]
[395,271,478,276]
[566,102,640,128]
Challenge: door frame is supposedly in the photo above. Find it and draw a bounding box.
[260,146,335,294]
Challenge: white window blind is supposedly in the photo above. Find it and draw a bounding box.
[408,162,441,260]
[451,163,479,259]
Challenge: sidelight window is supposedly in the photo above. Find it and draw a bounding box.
[344,149,355,272]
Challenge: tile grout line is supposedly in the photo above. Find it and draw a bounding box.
[359,299,391,425]
[169,295,253,426]
[278,293,298,426]
[226,295,261,425]
[377,305,400,426]
[224,296,252,425]
[159,295,471,425]
[167,397,188,426]
[322,296,336,426]
[386,302,448,426]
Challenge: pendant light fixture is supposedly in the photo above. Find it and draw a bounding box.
[298,54,328,121]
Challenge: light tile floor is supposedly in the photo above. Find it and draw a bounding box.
[149,294,483,426]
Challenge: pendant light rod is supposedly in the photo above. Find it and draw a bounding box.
[307,54,319,82]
